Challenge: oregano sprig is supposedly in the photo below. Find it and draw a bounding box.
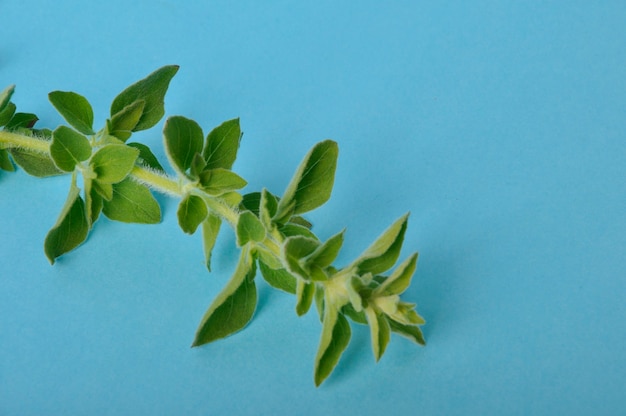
[0,68,425,386]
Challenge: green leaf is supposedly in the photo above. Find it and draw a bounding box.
[202,118,242,170]
[163,115,203,175]
[314,307,351,386]
[365,308,391,361]
[274,140,338,223]
[127,142,165,173]
[109,99,146,141]
[355,214,409,275]
[44,184,89,264]
[192,249,257,346]
[88,184,103,224]
[190,152,207,178]
[90,144,139,184]
[341,303,367,325]
[258,261,297,294]
[375,253,418,296]
[305,229,345,269]
[48,91,95,135]
[0,102,17,127]
[50,126,91,172]
[92,180,113,200]
[177,194,208,234]
[388,320,425,346]
[201,214,222,271]
[236,211,265,246]
[283,236,320,280]
[110,65,179,131]
[102,178,161,224]
[239,192,261,216]
[9,148,62,177]
[279,223,318,240]
[6,112,38,130]
[0,149,14,171]
[259,188,278,228]
[296,280,315,316]
[198,168,247,195]
[0,85,14,112]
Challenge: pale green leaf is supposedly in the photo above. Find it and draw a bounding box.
[201,214,221,271]
[198,168,247,195]
[236,211,265,246]
[177,194,208,234]
[9,148,62,177]
[163,115,204,176]
[365,307,391,361]
[279,223,317,240]
[258,261,297,294]
[192,249,257,346]
[305,229,345,269]
[314,307,351,386]
[50,126,91,172]
[109,99,145,141]
[259,188,278,228]
[44,184,89,264]
[48,91,94,135]
[296,280,315,316]
[375,252,418,296]
[102,178,161,224]
[355,214,409,275]
[274,140,338,223]
[126,142,165,173]
[90,144,139,184]
[283,236,320,280]
[110,65,179,131]
[388,320,426,345]
[203,118,242,170]
[0,85,14,112]
[92,180,113,200]
[0,102,17,127]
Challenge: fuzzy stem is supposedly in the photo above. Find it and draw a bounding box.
[0,130,50,153]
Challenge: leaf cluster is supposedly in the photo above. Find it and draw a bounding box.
[1,67,425,386]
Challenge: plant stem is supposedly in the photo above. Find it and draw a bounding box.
[0,130,50,153]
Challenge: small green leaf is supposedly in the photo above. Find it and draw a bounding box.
[305,229,345,269]
[127,142,165,173]
[50,126,91,172]
[274,140,338,223]
[90,144,139,184]
[258,188,278,228]
[9,148,62,177]
[0,85,15,112]
[102,178,161,224]
[236,211,265,246]
[6,112,38,130]
[109,99,146,141]
[365,308,391,361]
[355,214,409,275]
[163,115,203,175]
[192,249,257,346]
[190,152,207,178]
[177,194,208,234]
[48,91,94,135]
[258,261,297,294]
[44,184,89,264]
[201,214,221,271]
[0,149,14,171]
[296,280,315,316]
[92,180,113,200]
[389,320,426,346]
[202,118,242,170]
[198,168,247,195]
[88,184,103,224]
[341,303,367,325]
[110,65,179,131]
[239,192,262,216]
[279,223,318,240]
[283,236,320,280]
[0,102,17,127]
[314,307,351,386]
[375,253,418,296]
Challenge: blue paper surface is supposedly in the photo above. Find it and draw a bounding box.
[1,1,625,414]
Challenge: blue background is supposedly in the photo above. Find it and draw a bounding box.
[1,1,625,414]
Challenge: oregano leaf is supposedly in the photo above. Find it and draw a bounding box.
[355,213,409,275]
[305,229,345,269]
[274,140,338,223]
[110,65,179,131]
[365,307,391,361]
[44,184,89,264]
[90,144,139,184]
[258,261,297,294]
[9,148,62,177]
[102,178,161,224]
[259,188,278,229]
[314,307,351,386]
[283,236,320,280]
[0,102,17,127]
[50,126,91,172]
[375,252,418,296]
[109,99,146,141]
[192,249,257,346]
[0,149,15,171]
[202,118,242,170]
[163,115,204,176]
[6,112,39,130]
[296,280,315,316]
[201,214,222,271]
[92,180,113,201]
[388,320,426,345]
[198,168,247,195]
[236,211,265,246]
[177,194,208,234]
[127,142,165,173]
[48,91,95,135]
[0,84,15,112]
